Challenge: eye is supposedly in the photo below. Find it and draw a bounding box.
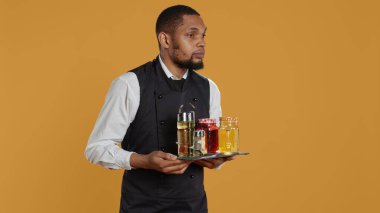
[202,34,206,38]
[187,33,194,38]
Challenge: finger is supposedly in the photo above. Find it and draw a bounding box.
[204,158,225,168]
[156,151,177,161]
[225,156,236,161]
[162,163,190,174]
[203,158,219,163]
[203,158,223,165]
[165,162,191,174]
[170,163,190,174]
[194,160,214,169]
[159,159,189,168]
[159,159,190,167]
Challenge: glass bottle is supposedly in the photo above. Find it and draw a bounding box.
[177,111,195,157]
[187,112,195,157]
[193,130,206,157]
[177,112,189,157]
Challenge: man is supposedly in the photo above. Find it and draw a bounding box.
[85,5,234,213]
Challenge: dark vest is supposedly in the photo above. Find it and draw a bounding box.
[119,57,210,213]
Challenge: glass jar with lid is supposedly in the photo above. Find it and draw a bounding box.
[218,117,239,154]
[196,118,219,154]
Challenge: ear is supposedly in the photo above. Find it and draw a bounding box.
[158,32,171,49]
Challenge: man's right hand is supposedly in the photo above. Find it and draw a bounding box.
[130,151,191,174]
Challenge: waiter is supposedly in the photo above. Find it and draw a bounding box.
[85,5,234,213]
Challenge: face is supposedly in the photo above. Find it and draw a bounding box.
[169,15,207,70]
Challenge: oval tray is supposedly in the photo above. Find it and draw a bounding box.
[177,152,249,161]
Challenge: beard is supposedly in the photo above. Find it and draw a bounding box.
[173,55,204,70]
[171,42,204,70]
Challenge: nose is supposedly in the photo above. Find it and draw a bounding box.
[197,37,206,48]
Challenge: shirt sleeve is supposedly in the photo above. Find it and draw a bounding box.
[85,75,139,170]
[209,79,222,119]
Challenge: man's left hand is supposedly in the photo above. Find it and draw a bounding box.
[194,156,236,169]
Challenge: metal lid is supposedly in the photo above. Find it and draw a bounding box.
[177,111,195,122]
[195,130,205,137]
[220,116,239,125]
[198,118,217,124]
[177,112,188,122]
[187,111,195,121]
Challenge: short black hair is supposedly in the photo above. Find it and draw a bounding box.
[156,5,200,37]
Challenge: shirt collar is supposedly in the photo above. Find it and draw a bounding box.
[158,55,188,80]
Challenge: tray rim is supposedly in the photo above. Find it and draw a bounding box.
[177,152,249,161]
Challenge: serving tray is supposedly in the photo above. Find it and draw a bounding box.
[177,152,249,161]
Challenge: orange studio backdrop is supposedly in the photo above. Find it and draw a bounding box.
[1,0,379,212]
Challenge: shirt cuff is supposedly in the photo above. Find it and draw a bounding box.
[114,149,134,170]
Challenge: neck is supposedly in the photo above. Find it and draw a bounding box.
[160,52,187,79]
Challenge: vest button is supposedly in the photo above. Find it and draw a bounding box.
[158,95,163,99]
[160,120,165,125]
[160,147,165,151]
[190,175,195,179]
[193,98,198,102]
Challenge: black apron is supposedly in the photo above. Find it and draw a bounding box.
[119,56,210,213]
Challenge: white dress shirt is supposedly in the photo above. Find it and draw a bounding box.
[85,56,222,170]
